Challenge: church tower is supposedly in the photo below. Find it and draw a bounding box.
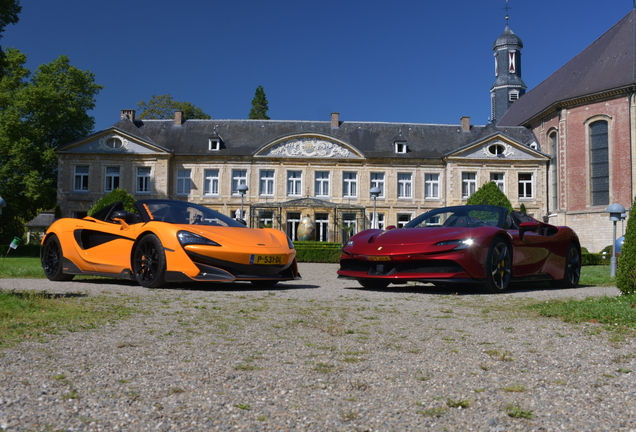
[490,11,526,123]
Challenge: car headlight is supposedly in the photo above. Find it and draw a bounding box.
[346,240,354,247]
[177,230,221,247]
[435,238,474,250]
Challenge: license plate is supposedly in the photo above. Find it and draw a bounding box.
[250,254,285,265]
[368,256,391,261]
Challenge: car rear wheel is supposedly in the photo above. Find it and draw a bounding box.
[41,235,75,281]
[483,237,512,293]
[358,280,390,289]
[550,243,581,288]
[133,234,167,288]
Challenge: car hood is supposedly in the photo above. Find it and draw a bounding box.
[181,226,286,248]
[347,227,479,254]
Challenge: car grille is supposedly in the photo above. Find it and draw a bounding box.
[340,259,464,276]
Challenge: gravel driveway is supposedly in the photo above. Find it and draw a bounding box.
[0,263,634,431]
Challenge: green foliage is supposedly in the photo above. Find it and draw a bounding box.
[293,241,341,263]
[249,85,270,120]
[519,203,527,214]
[137,94,210,120]
[0,48,102,243]
[0,244,41,258]
[466,181,513,212]
[582,252,610,266]
[87,189,137,216]
[616,197,636,295]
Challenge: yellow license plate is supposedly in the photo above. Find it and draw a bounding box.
[368,256,391,261]
[250,254,285,265]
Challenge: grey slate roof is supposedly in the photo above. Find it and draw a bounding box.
[107,117,536,159]
[498,9,636,126]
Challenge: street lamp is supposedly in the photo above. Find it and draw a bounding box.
[370,187,381,229]
[237,184,248,221]
[606,203,626,277]
[0,197,5,215]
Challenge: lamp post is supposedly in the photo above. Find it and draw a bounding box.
[606,203,626,277]
[370,187,381,229]
[237,184,248,221]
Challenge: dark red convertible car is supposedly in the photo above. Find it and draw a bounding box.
[337,205,581,293]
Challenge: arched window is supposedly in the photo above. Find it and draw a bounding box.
[549,131,558,211]
[589,120,609,206]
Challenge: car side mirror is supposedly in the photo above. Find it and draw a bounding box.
[519,221,539,241]
[386,225,397,230]
[110,210,128,221]
[237,218,247,226]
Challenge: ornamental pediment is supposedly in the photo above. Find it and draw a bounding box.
[258,136,362,159]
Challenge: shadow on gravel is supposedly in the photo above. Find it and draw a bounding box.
[73,277,319,292]
[343,281,591,296]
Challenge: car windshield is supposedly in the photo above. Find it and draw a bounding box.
[406,206,506,229]
[136,200,246,228]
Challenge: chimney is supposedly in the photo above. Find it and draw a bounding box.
[460,116,470,132]
[331,112,340,128]
[121,109,135,122]
[174,110,184,125]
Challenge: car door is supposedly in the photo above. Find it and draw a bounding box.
[510,228,552,277]
[72,218,138,274]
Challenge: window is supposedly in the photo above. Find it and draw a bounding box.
[176,169,192,195]
[490,173,505,192]
[488,144,505,156]
[204,169,220,196]
[104,167,120,192]
[315,213,330,242]
[342,172,357,198]
[395,141,407,154]
[74,166,89,191]
[509,90,519,101]
[342,213,357,240]
[370,212,385,230]
[208,138,221,151]
[231,169,247,195]
[397,213,412,228]
[105,137,122,149]
[315,171,330,197]
[397,173,412,198]
[370,172,385,198]
[259,211,273,228]
[590,120,609,206]
[287,171,302,196]
[518,173,533,199]
[549,131,558,211]
[136,167,151,193]
[424,173,439,199]
[462,172,476,199]
[286,212,301,241]
[259,170,275,196]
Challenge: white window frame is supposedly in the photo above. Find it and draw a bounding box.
[176,169,192,195]
[287,170,302,197]
[315,212,330,242]
[259,169,275,196]
[370,172,385,198]
[395,141,408,154]
[342,172,358,198]
[490,172,505,193]
[136,167,151,194]
[462,172,476,199]
[397,213,412,228]
[286,212,301,241]
[203,169,220,196]
[424,173,440,199]
[104,166,120,192]
[231,169,248,195]
[315,171,330,197]
[74,166,89,192]
[397,173,412,198]
[209,138,221,151]
[518,173,533,199]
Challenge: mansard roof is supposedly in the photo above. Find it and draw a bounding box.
[94,116,536,159]
[499,9,636,126]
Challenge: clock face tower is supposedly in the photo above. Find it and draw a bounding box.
[490,24,526,124]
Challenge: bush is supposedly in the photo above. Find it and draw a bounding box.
[466,181,513,212]
[0,243,41,257]
[582,252,610,266]
[616,197,636,295]
[88,189,137,216]
[293,241,341,263]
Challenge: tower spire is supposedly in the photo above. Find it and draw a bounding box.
[504,0,511,24]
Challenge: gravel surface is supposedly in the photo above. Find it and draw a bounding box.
[0,264,634,431]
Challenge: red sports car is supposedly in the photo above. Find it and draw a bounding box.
[337,205,581,293]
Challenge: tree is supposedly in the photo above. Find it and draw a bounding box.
[137,94,210,120]
[616,197,636,295]
[88,189,137,216]
[249,85,270,119]
[0,48,102,243]
[466,181,514,213]
[0,0,21,68]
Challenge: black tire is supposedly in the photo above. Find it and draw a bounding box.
[483,237,512,293]
[41,235,75,281]
[250,280,280,288]
[132,234,167,288]
[550,243,581,288]
[358,279,390,289]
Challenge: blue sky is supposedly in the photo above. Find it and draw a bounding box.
[3,1,633,131]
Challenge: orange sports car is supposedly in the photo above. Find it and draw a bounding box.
[41,199,300,288]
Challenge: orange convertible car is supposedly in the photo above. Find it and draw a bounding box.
[41,199,300,288]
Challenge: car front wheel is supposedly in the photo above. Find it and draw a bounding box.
[550,243,581,288]
[483,237,512,293]
[41,235,75,281]
[133,234,167,288]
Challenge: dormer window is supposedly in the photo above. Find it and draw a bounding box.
[209,138,221,151]
[395,141,408,154]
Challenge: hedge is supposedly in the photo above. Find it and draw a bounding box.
[0,244,42,257]
[293,241,342,263]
